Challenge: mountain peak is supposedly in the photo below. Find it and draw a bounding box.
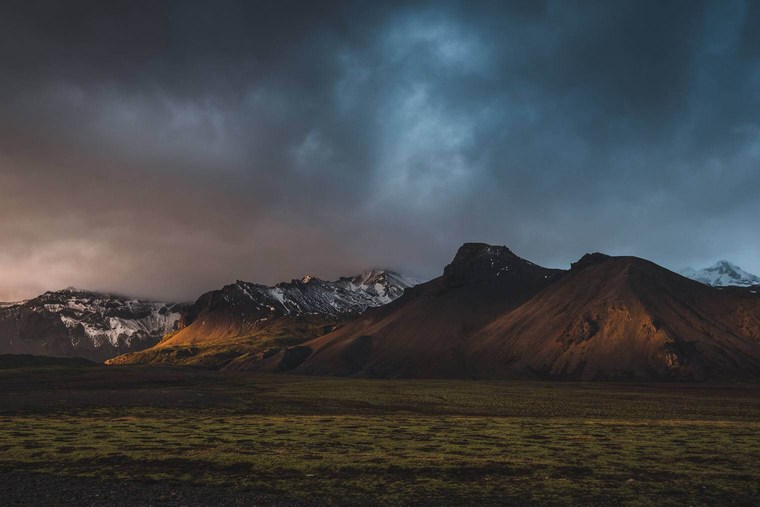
[184,269,422,329]
[442,243,545,288]
[446,243,518,273]
[452,243,517,262]
[349,269,416,287]
[0,289,184,362]
[680,260,760,287]
[571,253,611,270]
[344,269,419,304]
[51,287,97,296]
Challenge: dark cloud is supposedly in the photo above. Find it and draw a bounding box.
[1,0,759,301]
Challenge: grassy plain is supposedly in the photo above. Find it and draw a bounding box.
[1,364,759,505]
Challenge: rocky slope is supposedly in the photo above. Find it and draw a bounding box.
[254,245,760,381]
[251,243,564,377]
[467,254,760,380]
[680,261,760,287]
[0,289,185,362]
[107,270,419,367]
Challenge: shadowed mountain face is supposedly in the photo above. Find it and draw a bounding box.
[0,289,185,362]
[255,245,760,381]
[254,243,564,377]
[107,270,419,367]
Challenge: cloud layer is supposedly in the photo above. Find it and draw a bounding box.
[1,0,759,301]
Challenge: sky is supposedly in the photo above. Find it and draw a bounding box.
[1,0,760,302]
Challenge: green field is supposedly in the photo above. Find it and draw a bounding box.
[1,365,759,505]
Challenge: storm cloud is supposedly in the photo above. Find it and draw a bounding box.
[1,0,759,301]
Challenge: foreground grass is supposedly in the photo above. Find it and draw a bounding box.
[1,366,759,505]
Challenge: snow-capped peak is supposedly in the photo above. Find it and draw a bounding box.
[185,269,423,327]
[0,288,187,361]
[349,269,420,289]
[680,260,760,287]
[340,269,422,305]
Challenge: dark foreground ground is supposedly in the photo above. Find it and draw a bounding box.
[1,364,759,506]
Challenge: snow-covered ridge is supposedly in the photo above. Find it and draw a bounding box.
[680,261,760,287]
[337,270,422,306]
[0,288,184,350]
[245,269,420,315]
[184,269,421,326]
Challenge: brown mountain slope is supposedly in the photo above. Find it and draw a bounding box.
[107,271,417,367]
[465,254,760,381]
[106,313,345,368]
[248,243,563,377]
[257,248,760,381]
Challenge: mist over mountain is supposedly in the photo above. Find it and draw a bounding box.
[0,289,185,361]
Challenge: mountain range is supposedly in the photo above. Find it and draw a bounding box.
[247,245,760,381]
[0,289,185,362]
[0,271,416,365]
[4,244,760,381]
[105,270,418,367]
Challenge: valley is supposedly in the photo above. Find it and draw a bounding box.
[1,363,759,505]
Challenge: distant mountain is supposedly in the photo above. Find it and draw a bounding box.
[253,244,760,381]
[0,289,186,361]
[680,261,760,287]
[107,270,420,367]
